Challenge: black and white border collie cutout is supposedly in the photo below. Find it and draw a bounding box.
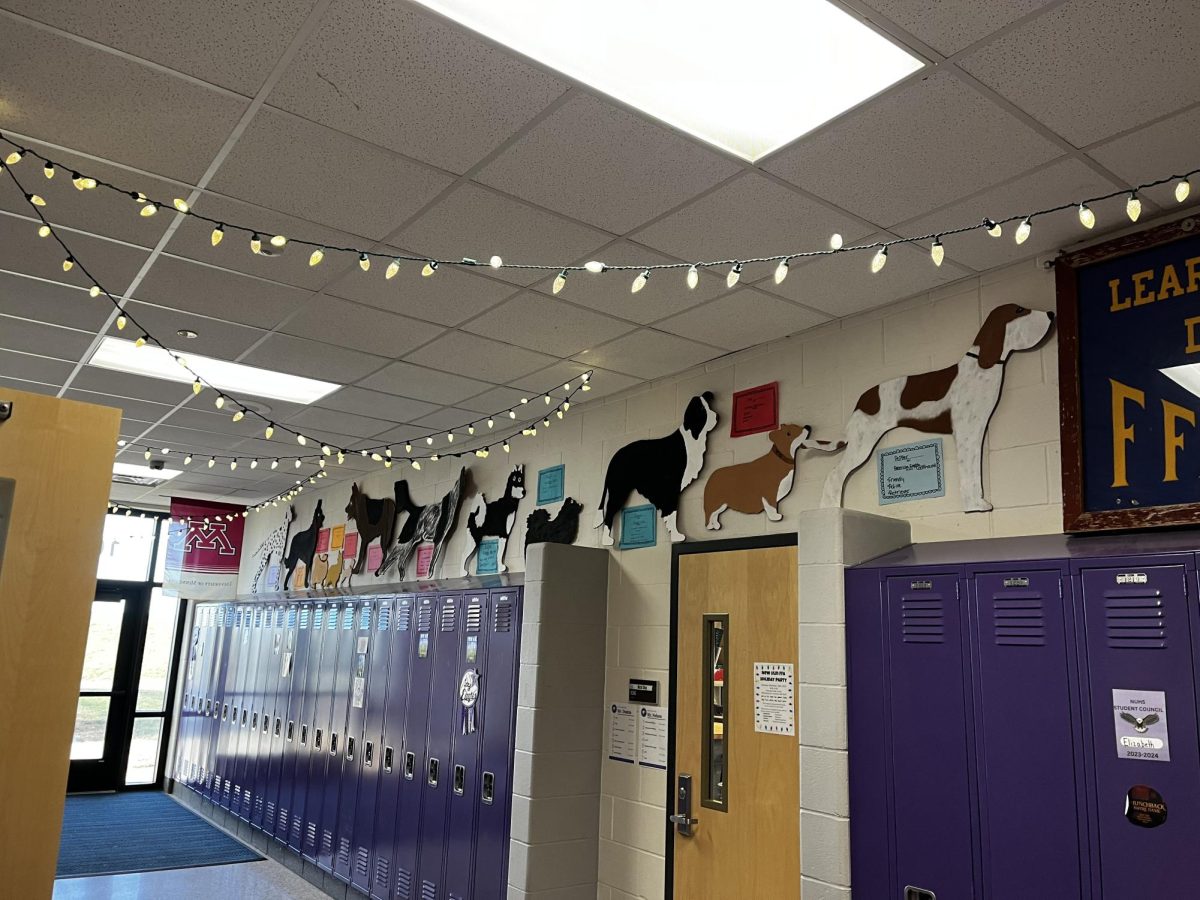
[595,391,718,545]
[463,465,526,574]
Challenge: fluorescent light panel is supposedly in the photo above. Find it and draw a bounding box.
[113,462,182,481]
[413,0,924,161]
[88,336,339,405]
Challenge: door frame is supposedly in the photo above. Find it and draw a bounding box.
[665,532,798,897]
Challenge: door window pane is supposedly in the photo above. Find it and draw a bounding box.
[153,517,170,583]
[125,718,163,784]
[71,696,110,760]
[702,615,728,810]
[79,599,125,692]
[136,589,179,712]
[97,514,156,581]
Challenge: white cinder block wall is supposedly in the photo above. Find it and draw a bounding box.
[237,259,1062,899]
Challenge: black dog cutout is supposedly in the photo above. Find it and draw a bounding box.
[283,500,324,589]
[525,497,583,557]
[463,465,525,574]
[379,469,467,581]
[595,392,718,544]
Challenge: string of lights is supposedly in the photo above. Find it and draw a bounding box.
[2,132,1196,292]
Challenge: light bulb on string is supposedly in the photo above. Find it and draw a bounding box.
[829,233,844,250]
[308,247,325,267]
[4,150,22,165]
[726,262,742,288]
[89,285,101,298]
[144,449,151,460]
[447,433,455,443]
[1015,217,1033,245]
[412,460,421,471]
[73,173,96,190]
[231,409,244,423]
[337,451,346,465]
[487,418,494,429]
[43,162,54,179]
[62,257,74,272]
[134,335,147,348]
[1176,177,1192,203]
[509,410,517,419]
[631,269,650,293]
[250,233,262,254]
[359,253,371,272]
[192,379,202,395]
[405,443,413,453]
[930,238,945,267]
[321,444,332,456]
[37,225,50,238]
[230,459,238,471]
[211,224,224,247]
[774,259,790,284]
[421,260,438,277]
[270,234,287,248]
[271,459,279,470]
[371,452,383,462]
[140,201,158,217]
[1078,203,1096,229]
[207,457,216,468]
[27,193,46,207]
[250,459,258,469]
[215,395,225,409]
[870,247,888,274]
[984,218,1002,238]
[585,260,606,274]
[184,454,193,465]
[264,423,274,440]
[295,459,302,468]
[296,434,307,446]
[552,270,567,294]
[1126,192,1142,222]
[116,314,127,330]
[503,441,511,453]
[320,457,327,468]
[386,259,400,280]
[173,198,189,213]
[489,255,503,268]
[686,265,699,289]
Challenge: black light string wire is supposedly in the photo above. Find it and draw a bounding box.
[3,132,1197,287]
[1,163,593,513]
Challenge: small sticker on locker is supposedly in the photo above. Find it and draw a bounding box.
[352,676,366,709]
[418,633,429,658]
[1112,689,1170,762]
[357,635,369,654]
[1126,785,1167,828]
[466,635,478,663]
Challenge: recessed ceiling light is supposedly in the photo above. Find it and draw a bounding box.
[177,329,199,339]
[87,336,339,405]
[412,0,924,161]
[113,461,182,481]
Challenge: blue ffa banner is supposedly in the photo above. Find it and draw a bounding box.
[536,464,565,505]
[877,439,945,505]
[1061,224,1200,530]
[619,504,657,550]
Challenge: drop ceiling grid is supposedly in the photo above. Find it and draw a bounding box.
[0,0,1188,504]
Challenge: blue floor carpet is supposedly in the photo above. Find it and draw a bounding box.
[57,792,262,878]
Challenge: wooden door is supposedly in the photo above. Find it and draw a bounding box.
[672,544,799,899]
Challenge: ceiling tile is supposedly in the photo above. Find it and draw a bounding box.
[456,384,533,414]
[3,0,322,95]
[71,366,196,405]
[120,300,267,359]
[1088,106,1200,211]
[164,404,267,437]
[857,0,1058,56]
[0,314,94,359]
[899,159,1122,272]
[279,295,445,359]
[241,332,387,383]
[0,347,74,384]
[357,360,492,406]
[463,291,634,357]
[284,405,394,439]
[369,422,436,446]
[508,361,639,401]
[139,423,244,456]
[763,71,1063,226]
[63,388,176,424]
[206,108,454,239]
[0,373,58,395]
[267,0,567,173]
[412,406,481,432]
[131,255,309,329]
[403,331,556,383]
[0,18,248,182]
[631,171,868,267]
[0,272,110,332]
[657,289,827,351]
[395,183,609,286]
[318,386,440,423]
[573,329,718,380]
[326,254,516,326]
[960,0,1200,147]
[476,91,741,233]
[759,232,965,317]
[0,215,151,292]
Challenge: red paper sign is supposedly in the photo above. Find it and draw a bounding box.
[416,543,435,579]
[343,531,359,561]
[730,382,779,437]
[366,542,384,572]
[315,527,330,554]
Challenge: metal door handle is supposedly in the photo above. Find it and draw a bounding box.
[668,814,700,827]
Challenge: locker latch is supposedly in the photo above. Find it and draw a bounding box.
[364,741,373,767]
[346,736,355,761]
[453,764,465,795]
[904,888,936,900]
[314,728,323,751]
[330,733,339,755]
[252,712,258,730]
[428,757,440,787]
[287,720,294,741]
[300,723,308,745]
[482,771,495,804]
[384,746,394,773]
[274,717,281,736]
[404,751,415,780]
[222,704,229,721]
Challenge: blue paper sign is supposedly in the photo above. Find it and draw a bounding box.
[877,439,945,505]
[619,504,657,550]
[537,464,565,505]
[475,538,499,574]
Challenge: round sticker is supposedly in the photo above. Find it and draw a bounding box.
[459,669,480,709]
[1125,785,1167,828]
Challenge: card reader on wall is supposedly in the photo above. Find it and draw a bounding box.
[629,680,659,704]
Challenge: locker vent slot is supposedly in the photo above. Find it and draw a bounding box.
[287,607,297,627]
[289,817,302,846]
[379,606,392,631]
[226,608,235,626]
[299,607,310,628]
[305,821,318,852]
[418,604,433,632]
[420,881,437,900]
[320,829,333,859]
[355,846,370,880]
[254,608,263,626]
[277,809,289,836]
[235,608,243,626]
[314,606,324,627]
[441,603,457,632]
[397,603,413,631]
[373,856,391,894]
[328,607,340,629]
[343,607,355,629]
[494,596,513,632]
[336,836,352,870]
[360,606,372,630]
[275,608,286,626]
[466,601,483,632]
[1105,593,1166,649]
[264,802,276,832]
[992,592,1045,646]
[396,868,412,900]
[901,596,944,644]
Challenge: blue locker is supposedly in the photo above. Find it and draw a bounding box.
[239,605,268,821]
[174,609,201,786]
[393,595,439,900]
[251,604,282,830]
[288,602,329,852]
[226,605,255,810]
[443,592,488,900]
[304,600,343,862]
[204,604,234,802]
[277,603,315,842]
[367,596,416,900]
[263,603,298,835]
[215,605,246,808]
[333,600,381,882]
[414,593,465,900]
[232,605,266,818]
[317,600,359,872]
[348,598,396,893]
[470,588,522,900]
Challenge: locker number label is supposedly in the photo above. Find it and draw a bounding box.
[1112,689,1170,762]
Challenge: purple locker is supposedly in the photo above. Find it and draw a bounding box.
[333,600,383,883]
[303,600,344,862]
[317,600,359,872]
[226,605,255,811]
[367,596,416,900]
[885,572,977,899]
[277,603,315,843]
[414,594,465,900]
[392,594,440,900]
[971,568,1086,899]
[204,604,234,801]
[237,605,266,820]
[175,610,202,786]
[232,605,266,819]
[347,598,396,890]
[251,604,282,830]
[1079,560,1200,897]
[288,602,330,852]
[263,604,298,835]
[216,605,248,808]
[442,592,488,900]
[469,588,522,900]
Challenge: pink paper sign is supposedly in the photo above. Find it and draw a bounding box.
[343,531,359,561]
[315,527,330,554]
[416,543,435,579]
[366,542,384,572]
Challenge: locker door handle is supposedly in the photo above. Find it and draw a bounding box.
[252,712,258,730]
[314,729,323,751]
[481,771,495,804]
[222,704,229,721]
[404,751,415,780]
[453,765,465,796]
[364,741,374,767]
[262,715,270,733]
[330,733,338,755]
[427,757,440,787]
[241,709,248,726]
[384,747,394,773]
[287,720,295,741]
[346,736,355,761]
[232,705,238,723]
[274,717,282,736]
[300,724,308,745]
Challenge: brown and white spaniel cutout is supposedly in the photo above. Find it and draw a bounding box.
[810,303,1055,512]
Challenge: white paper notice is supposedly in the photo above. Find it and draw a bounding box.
[351,676,366,709]
[609,703,637,763]
[1112,688,1170,762]
[754,662,795,736]
[638,706,668,769]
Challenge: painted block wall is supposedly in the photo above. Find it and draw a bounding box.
[236,259,1061,899]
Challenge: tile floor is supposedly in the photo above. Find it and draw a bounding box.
[53,859,330,900]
